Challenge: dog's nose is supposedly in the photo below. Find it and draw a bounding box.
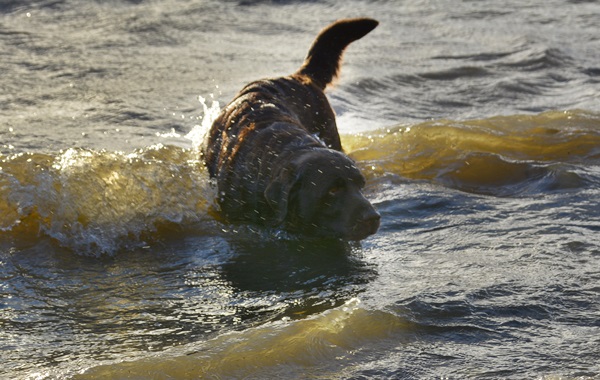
[349,208,380,240]
[361,209,381,235]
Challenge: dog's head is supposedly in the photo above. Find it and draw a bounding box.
[264,149,380,240]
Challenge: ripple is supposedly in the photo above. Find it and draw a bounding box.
[419,66,492,81]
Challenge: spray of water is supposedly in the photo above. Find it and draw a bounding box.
[186,95,221,150]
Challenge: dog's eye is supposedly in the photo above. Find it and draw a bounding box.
[327,185,344,197]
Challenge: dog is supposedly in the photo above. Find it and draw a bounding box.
[202,18,380,241]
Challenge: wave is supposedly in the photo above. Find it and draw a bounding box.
[346,109,600,195]
[419,66,492,81]
[74,298,412,379]
[2,109,599,255]
[340,39,598,124]
[0,145,215,255]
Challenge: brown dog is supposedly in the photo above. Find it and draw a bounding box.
[202,18,380,240]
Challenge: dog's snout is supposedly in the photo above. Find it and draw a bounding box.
[360,208,380,233]
[346,205,380,241]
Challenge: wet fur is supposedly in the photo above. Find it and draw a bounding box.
[202,18,380,240]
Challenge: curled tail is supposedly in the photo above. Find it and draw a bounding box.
[296,18,378,89]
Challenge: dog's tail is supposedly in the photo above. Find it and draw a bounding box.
[295,18,378,90]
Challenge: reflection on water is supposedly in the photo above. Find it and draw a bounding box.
[222,234,377,318]
[1,230,377,378]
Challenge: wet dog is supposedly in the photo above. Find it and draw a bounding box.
[202,18,380,240]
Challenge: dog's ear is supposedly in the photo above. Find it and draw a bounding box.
[264,165,300,225]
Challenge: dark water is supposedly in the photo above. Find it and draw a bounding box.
[1,1,600,379]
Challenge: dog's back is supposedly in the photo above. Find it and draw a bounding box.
[203,77,339,179]
[204,18,378,178]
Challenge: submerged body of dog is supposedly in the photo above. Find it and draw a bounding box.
[203,18,380,240]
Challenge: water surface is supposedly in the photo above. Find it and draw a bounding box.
[1,1,599,379]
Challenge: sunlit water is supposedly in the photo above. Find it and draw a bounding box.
[1,1,599,379]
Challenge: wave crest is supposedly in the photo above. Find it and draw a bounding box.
[0,145,214,255]
[346,110,600,196]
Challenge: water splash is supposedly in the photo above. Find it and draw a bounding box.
[185,95,222,150]
[1,145,215,255]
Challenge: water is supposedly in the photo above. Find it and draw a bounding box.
[1,0,599,378]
